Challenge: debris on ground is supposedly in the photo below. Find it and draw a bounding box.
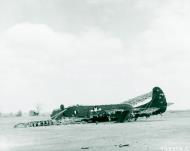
[81,147,90,149]
[118,144,130,148]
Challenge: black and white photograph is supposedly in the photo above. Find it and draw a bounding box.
[0,0,190,151]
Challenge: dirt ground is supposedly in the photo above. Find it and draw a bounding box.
[0,111,190,151]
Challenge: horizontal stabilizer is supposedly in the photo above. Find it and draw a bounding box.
[138,107,159,114]
[167,102,174,106]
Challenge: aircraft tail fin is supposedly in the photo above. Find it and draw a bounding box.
[149,87,167,114]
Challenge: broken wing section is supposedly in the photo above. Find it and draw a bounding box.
[122,91,152,108]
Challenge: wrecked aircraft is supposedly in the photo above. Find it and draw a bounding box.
[14,87,168,128]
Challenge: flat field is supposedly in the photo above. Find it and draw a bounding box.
[0,111,190,151]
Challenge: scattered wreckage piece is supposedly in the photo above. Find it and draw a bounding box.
[81,147,90,149]
[118,144,130,148]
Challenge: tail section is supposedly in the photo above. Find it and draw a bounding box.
[149,87,167,114]
[124,86,168,118]
[125,87,168,120]
[136,87,167,114]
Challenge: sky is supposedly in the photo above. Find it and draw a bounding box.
[0,0,190,113]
